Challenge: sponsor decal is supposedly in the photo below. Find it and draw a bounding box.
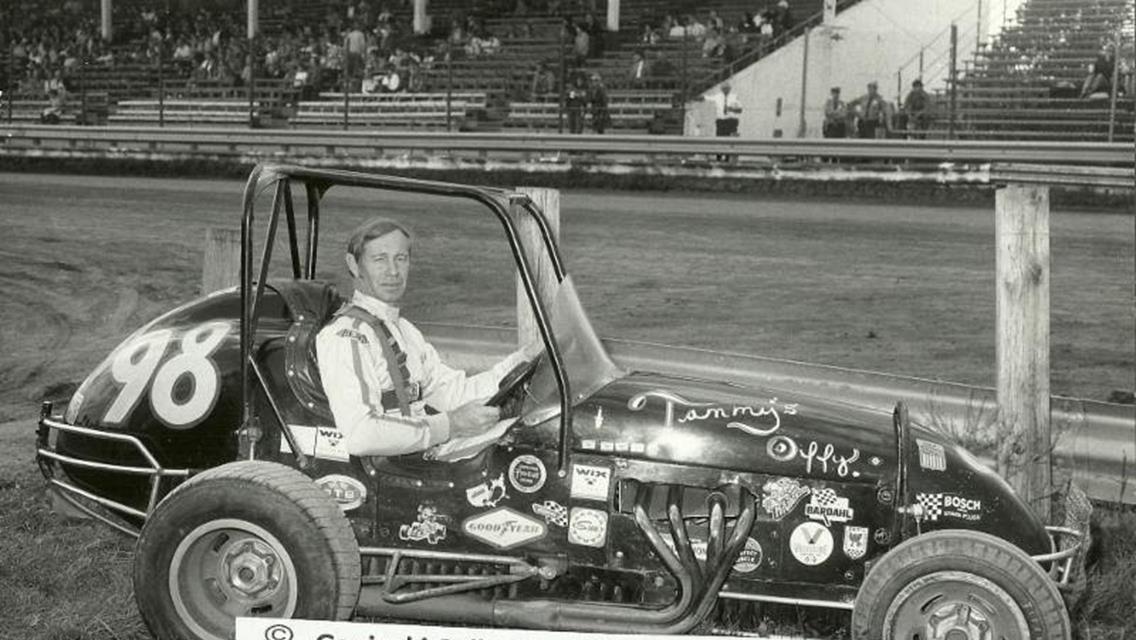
[336,328,368,343]
[844,525,869,560]
[466,473,508,508]
[570,464,612,501]
[463,507,547,550]
[279,425,350,463]
[580,439,597,450]
[600,441,615,452]
[789,522,834,566]
[761,477,811,520]
[508,454,547,494]
[568,507,608,548]
[532,500,569,527]
[915,493,982,522]
[399,504,448,544]
[315,474,367,511]
[804,488,855,526]
[630,442,646,454]
[732,537,764,573]
[915,438,947,471]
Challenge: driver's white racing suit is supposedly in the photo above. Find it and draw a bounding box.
[315,290,526,457]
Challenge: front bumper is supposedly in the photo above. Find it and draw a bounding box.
[35,402,192,537]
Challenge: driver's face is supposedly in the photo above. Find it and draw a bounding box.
[349,231,410,305]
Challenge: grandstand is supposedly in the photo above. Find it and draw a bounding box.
[951,0,1135,142]
[2,0,1132,141]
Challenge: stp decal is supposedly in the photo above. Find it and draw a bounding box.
[463,507,547,550]
[466,473,508,508]
[315,474,367,512]
[508,455,547,494]
[570,464,611,501]
[789,522,833,566]
[844,526,869,560]
[567,507,608,548]
[399,504,448,544]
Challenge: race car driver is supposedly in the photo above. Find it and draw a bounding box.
[316,217,538,458]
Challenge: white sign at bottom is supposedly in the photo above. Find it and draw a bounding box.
[237,618,798,640]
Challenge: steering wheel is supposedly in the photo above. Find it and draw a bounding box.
[485,355,543,418]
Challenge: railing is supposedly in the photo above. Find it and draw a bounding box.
[2,125,1132,177]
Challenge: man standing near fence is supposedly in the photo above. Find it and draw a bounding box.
[709,82,743,161]
[823,86,847,138]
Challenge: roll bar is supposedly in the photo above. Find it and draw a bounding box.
[237,164,574,472]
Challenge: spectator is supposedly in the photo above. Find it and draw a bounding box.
[849,81,889,138]
[822,86,847,138]
[629,50,650,86]
[588,72,610,134]
[565,72,588,134]
[901,79,931,138]
[772,0,794,36]
[530,61,557,97]
[707,10,725,32]
[572,23,590,65]
[345,21,367,81]
[1081,48,1114,98]
[709,82,743,160]
[702,27,726,58]
[40,88,66,124]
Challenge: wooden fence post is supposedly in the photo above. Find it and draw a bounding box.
[514,187,560,348]
[201,228,242,294]
[995,184,1052,522]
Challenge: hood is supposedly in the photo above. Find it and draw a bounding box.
[573,372,897,483]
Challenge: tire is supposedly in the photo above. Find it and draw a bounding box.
[852,529,1070,640]
[134,461,361,640]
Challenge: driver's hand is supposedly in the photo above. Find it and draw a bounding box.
[448,400,501,439]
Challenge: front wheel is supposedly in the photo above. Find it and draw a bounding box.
[133,461,361,640]
[851,529,1069,640]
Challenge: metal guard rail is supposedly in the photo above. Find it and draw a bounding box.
[2,124,1134,169]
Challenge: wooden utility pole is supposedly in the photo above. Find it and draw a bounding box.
[202,228,242,294]
[514,188,560,348]
[995,185,1052,522]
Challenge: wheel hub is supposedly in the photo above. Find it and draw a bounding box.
[927,601,993,640]
[224,539,282,598]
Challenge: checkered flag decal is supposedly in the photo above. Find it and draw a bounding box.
[916,493,942,521]
[812,488,839,507]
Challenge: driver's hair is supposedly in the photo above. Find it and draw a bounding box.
[346,217,413,261]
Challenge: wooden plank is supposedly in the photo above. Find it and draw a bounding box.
[995,184,1052,522]
[514,187,560,348]
[201,227,242,294]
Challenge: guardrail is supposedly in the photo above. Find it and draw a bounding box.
[425,323,1136,506]
[2,125,1134,184]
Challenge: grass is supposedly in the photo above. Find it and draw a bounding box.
[0,172,1132,639]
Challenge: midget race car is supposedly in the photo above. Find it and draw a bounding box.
[37,164,1085,640]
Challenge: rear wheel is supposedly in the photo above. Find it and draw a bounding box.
[852,529,1069,640]
[134,461,361,640]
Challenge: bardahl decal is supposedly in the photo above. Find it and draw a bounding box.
[761,477,811,520]
[466,473,508,508]
[315,474,367,512]
[463,507,547,550]
[508,454,547,494]
[568,507,608,548]
[804,488,854,526]
[570,464,611,501]
[789,522,833,566]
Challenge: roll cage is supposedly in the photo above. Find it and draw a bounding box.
[237,163,575,473]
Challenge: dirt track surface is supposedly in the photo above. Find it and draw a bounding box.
[0,172,1132,425]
